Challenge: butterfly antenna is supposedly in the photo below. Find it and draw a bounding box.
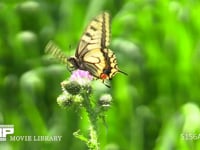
[45,41,68,64]
[118,69,128,76]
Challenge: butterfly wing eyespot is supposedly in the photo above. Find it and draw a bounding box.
[100,73,109,80]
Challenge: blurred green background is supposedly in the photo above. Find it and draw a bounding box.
[1,0,200,150]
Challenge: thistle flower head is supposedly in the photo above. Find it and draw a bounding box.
[69,69,93,86]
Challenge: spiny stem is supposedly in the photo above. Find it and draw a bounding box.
[81,90,99,150]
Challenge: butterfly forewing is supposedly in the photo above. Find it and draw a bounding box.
[101,12,110,48]
[76,12,110,58]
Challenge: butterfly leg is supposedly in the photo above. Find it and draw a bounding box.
[102,80,111,88]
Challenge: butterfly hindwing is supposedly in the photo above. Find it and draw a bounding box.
[81,48,107,78]
[79,47,122,80]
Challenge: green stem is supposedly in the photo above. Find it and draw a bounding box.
[81,90,99,150]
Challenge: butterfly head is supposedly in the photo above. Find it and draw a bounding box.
[67,57,79,69]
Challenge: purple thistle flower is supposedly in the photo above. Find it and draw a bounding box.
[69,69,93,85]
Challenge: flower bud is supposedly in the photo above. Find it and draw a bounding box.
[99,94,112,111]
[73,95,84,105]
[57,93,73,108]
[61,80,81,95]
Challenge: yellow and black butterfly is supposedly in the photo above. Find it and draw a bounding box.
[45,12,127,85]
